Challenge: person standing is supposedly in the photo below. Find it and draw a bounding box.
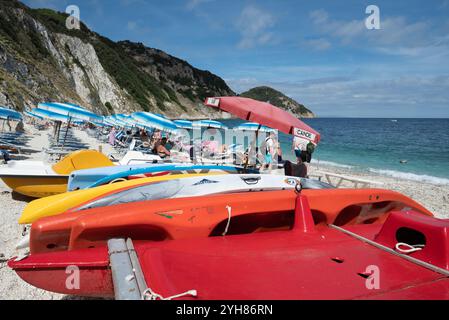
[292,136,308,164]
[265,132,276,171]
[306,141,316,163]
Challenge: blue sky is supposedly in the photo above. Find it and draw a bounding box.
[22,0,449,117]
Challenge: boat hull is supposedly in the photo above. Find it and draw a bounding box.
[10,210,449,299]
[28,188,433,254]
[1,175,69,198]
[0,150,114,198]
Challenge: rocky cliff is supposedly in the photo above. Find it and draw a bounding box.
[0,0,234,117]
[0,0,315,119]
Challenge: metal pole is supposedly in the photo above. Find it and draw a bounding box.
[62,116,71,149]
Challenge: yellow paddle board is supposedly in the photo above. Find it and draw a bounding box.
[19,173,224,224]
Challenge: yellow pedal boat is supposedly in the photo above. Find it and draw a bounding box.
[0,150,114,198]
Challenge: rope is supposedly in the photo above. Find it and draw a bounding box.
[395,242,425,254]
[142,287,197,300]
[223,205,232,236]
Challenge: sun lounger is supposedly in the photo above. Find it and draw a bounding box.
[314,170,383,188]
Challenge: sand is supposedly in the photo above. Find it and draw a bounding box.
[0,123,448,300]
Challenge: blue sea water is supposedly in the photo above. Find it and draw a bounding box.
[221,118,449,185]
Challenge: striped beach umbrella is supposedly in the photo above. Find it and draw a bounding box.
[24,110,44,120]
[233,122,276,133]
[131,112,178,133]
[38,102,103,124]
[32,108,85,124]
[174,120,193,130]
[193,120,228,129]
[0,106,22,121]
[106,115,134,128]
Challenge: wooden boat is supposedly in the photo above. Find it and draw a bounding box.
[27,188,432,254]
[9,192,448,299]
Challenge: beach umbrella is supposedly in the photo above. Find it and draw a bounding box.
[31,108,72,123]
[38,102,102,147]
[0,106,22,121]
[204,97,320,143]
[115,114,137,127]
[106,115,134,129]
[38,102,103,123]
[193,119,228,130]
[174,120,193,130]
[131,112,178,133]
[24,110,44,120]
[233,122,276,133]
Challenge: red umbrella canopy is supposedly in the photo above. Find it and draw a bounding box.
[204,97,321,144]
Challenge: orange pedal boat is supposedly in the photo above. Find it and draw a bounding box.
[29,188,432,254]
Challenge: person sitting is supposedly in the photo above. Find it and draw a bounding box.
[15,120,25,133]
[284,159,307,178]
[154,137,171,159]
[140,129,151,148]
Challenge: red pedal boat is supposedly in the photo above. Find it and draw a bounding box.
[28,189,432,254]
[10,190,449,300]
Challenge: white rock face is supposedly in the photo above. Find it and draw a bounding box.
[56,34,129,112]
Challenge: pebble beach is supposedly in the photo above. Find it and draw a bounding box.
[0,124,448,300]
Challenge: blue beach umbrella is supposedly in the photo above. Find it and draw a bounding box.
[0,106,22,121]
[193,120,228,129]
[174,120,193,130]
[38,102,102,146]
[106,115,134,129]
[131,112,178,133]
[24,110,44,120]
[38,102,103,123]
[115,114,137,127]
[31,108,72,123]
[233,122,276,133]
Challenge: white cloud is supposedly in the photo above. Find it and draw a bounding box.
[186,0,214,11]
[236,5,276,49]
[308,9,449,59]
[225,65,449,117]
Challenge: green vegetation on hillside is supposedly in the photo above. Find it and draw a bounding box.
[240,86,313,116]
[0,0,235,115]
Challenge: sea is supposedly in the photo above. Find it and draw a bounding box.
[220,118,449,185]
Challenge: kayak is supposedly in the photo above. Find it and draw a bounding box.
[0,150,113,198]
[9,194,448,299]
[19,172,226,224]
[27,188,432,254]
[67,164,255,191]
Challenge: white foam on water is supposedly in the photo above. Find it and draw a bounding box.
[369,168,449,186]
[311,159,354,169]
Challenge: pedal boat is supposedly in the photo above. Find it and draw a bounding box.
[27,188,432,254]
[9,192,448,299]
[0,150,113,198]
